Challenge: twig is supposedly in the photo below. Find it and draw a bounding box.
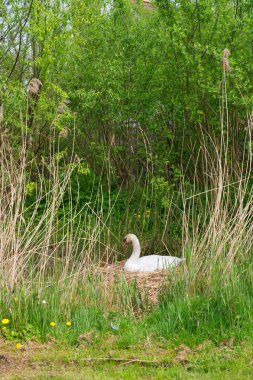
[80,357,171,367]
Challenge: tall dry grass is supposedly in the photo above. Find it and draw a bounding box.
[0,129,120,298]
[167,59,253,293]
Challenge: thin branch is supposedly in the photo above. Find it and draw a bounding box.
[7,0,34,80]
[79,357,171,367]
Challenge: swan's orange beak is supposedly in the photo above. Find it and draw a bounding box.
[123,238,127,245]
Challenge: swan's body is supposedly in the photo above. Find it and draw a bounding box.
[123,233,183,273]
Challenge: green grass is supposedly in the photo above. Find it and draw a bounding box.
[0,258,253,347]
[1,335,253,379]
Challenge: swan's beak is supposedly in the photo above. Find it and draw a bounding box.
[123,238,127,245]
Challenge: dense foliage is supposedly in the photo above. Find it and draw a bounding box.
[2,0,253,181]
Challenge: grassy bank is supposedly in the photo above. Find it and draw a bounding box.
[0,256,252,346]
[0,335,253,379]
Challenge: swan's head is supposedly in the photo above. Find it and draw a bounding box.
[123,233,137,245]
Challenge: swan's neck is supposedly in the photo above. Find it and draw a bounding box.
[129,236,141,261]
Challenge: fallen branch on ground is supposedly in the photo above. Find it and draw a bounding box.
[80,356,172,367]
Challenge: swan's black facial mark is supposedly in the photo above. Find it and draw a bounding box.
[123,237,127,245]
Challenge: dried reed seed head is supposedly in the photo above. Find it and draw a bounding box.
[223,58,231,72]
[27,78,43,96]
[221,48,231,72]
[223,48,230,58]
[57,99,70,114]
[59,128,68,138]
[74,154,81,164]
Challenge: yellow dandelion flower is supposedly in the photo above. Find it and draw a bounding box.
[16,343,22,349]
[2,319,9,325]
[50,321,56,327]
[14,296,18,302]
[66,321,72,326]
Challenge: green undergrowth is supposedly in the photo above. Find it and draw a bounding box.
[0,259,252,348]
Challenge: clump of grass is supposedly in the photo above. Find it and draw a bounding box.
[149,258,253,345]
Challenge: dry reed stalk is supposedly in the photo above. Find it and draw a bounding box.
[175,61,253,284]
[0,129,85,289]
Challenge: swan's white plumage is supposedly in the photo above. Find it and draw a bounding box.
[123,233,183,273]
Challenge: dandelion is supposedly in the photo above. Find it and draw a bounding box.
[2,319,9,325]
[16,343,22,349]
[14,296,18,302]
[50,321,56,327]
[66,321,72,326]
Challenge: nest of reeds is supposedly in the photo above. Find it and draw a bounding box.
[95,260,182,307]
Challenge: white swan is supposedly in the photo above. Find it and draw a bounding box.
[123,233,183,273]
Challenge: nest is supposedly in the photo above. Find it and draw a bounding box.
[95,260,182,307]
